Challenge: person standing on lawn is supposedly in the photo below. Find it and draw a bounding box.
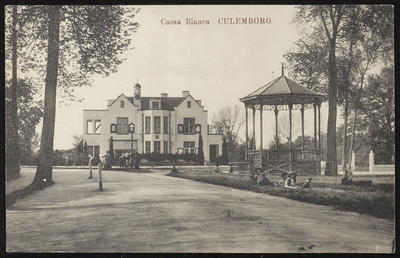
[341,165,353,185]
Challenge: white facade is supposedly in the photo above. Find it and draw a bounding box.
[82,84,222,162]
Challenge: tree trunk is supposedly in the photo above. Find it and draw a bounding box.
[342,100,349,167]
[7,5,21,180]
[326,38,338,175]
[348,109,357,170]
[32,5,60,187]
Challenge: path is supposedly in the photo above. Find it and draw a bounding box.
[6,168,394,253]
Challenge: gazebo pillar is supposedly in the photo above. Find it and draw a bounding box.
[289,103,293,171]
[252,106,256,150]
[313,103,317,173]
[245,104,249,152]
[274,106,279,152]
[318,103,322,163]
[300,104,305,160]
[259,100,263,169]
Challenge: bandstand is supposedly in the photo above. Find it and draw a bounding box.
[239,66,324,175]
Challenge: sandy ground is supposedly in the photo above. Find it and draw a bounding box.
[6,168,395,253]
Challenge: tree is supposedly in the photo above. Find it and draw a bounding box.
[7,6,140,188]
[273,113,301,147]
[5,79,43,169]
[286,5,393,175]
[212,105,245,163]
[221,138,228,165]
[362,67,395,164]
[5,6,21,180]
[197,134,204,165]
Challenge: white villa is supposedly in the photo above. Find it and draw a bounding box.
[82,83,222,162]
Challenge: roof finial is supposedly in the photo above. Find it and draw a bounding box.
[272,71,274,80]
[281,63,284,76]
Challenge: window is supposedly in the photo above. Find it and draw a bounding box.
[177,148,183,154]
[163,116,169,134]
[178,124,184,134]
[95,120,101,134]
[86,120,93,134]
[145,116,151,134]
[187,101,191,108]
[154,141,161,153]
[151,100,160,109]
[183,118,195,134]
[116,117,129,134]
[154,116,161,134]
[120,101,125,108]
[145,141,151,154]
[184,141,195,154]
[164,141,168,153]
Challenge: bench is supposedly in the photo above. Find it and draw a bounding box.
[217,165,248,175]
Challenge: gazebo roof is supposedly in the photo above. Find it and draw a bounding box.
[240,74,324,108]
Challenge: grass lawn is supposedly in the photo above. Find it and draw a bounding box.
[168,170,394,221]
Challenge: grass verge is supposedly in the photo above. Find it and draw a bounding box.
[167,171,394,221]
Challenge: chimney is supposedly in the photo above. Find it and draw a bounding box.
[182,91,189,97]
[197,100,202,106]
[161,93,168,97]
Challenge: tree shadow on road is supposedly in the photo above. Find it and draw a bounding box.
[6,181,54,208]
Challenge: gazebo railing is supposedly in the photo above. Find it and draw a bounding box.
[246,150,261,163]
[264,149,319,162]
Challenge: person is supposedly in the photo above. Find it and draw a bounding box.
[229,165,233,174]
[279,173,287,186]
[301,178,312,189]
[341,165,353,185]
[288,172,297,185]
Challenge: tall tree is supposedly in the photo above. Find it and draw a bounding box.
[6,6,21,180]
[197,134,205,165]
[6,5,140,188]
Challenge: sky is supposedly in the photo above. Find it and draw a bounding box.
[45,5,333,150]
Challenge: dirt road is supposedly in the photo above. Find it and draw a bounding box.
[6,168,394,253]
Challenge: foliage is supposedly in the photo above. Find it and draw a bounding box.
[197,134,205,165]
[5,79,43,168]
[362,67,394,164]
[212,105,245,163]
[285,5,393,175]
[5,6,140,186]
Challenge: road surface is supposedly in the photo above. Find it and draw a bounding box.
[6,168,394,253]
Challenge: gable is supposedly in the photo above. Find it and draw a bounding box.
[108,94,135,109]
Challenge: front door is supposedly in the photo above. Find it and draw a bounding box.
[209,145,219,163]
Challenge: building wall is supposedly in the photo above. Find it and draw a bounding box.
[82,93,221,162]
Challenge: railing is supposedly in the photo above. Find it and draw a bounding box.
[246,150,261,162]
[264,149,319,162]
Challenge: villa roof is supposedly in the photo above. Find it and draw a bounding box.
[126,96,186,111]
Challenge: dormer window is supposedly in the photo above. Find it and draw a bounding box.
[187,101,191,108]
[151,100,160,109]
[120,101,125,108]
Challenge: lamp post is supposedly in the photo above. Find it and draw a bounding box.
[129,123,135,168]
